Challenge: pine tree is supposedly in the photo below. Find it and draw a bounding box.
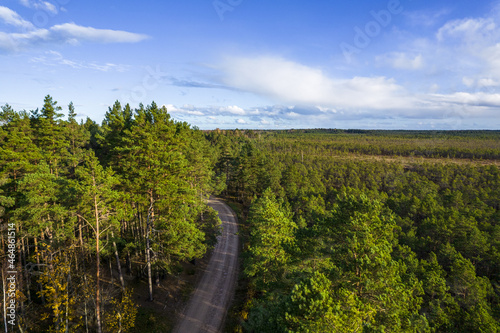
[112,102,209,300]
[35,95,69,176]
[321,193,426,331]
[74,151,121,333]
[0,105,42,191]
[244,188,297,287]
[64,102,89,173]
[14,162,74,245]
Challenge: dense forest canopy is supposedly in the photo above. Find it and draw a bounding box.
[1,96,499,332]
[206,128,500,332]
[0,96,221,332]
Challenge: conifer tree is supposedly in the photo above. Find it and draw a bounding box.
[64,102,89,172]
[0,105,42,191]
[244,188,297,287]
[74,151,121,333]
[35,95,69,176]
[111,102,209,300]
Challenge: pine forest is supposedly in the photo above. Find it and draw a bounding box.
[1,96,500,332]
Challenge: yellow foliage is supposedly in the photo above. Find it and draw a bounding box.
[37,247,80,333]
[103,288,138,333]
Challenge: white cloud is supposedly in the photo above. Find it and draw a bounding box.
[217,56,414,111]
[0,6,34,29]
[437,18,496,41]
[404,8,450,27]
[477,78,499,87]
[463,76,499,88]
[376,52,424,70]
[462,77,475,87]
[376,7,500,100]
[482,43,500,78]
[426,13,500,92]
[0,32,16,50]
[0,28,50,51]
[0,16,150,52]
[430,91,500,107]
[50,23,150,43]
[163,104,204,116]
[19,0,58,14]
[236,118,247,124]
[201,53,500,128]
[30,50,130,72]
[219,105,246,115]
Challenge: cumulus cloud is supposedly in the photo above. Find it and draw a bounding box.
[0,6,35,29]
[219,105,246,115]
[199,51,500,128]
[217,56,414,111]
[429,12,500,92]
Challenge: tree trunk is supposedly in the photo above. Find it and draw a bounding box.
[83,273,89,333]
[126,252,132,275]
[93,178,102,333]
[21,237,31,302]
[35,237,45,304]
[146,199,153,301]
[111,231,125,291]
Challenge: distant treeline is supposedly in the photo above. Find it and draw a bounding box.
[211,128,500,160]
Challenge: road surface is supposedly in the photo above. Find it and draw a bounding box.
[173,198,239,333]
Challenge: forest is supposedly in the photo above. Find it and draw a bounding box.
[206,128,500,332]
[0,96,222,332]
[1,95,500,332]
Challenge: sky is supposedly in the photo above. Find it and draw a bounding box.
[1,0,500,130]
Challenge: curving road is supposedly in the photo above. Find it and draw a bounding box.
[173,197,239,333]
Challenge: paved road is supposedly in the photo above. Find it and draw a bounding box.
[173,198,239,333]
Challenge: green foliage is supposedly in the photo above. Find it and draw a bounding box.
[0,97,218,332]
[37,247,80,333]
[244,188,297,287]
[209,129,500,332]
[103,288,138,333]
[3,98,500,331]
[14,162,75,243]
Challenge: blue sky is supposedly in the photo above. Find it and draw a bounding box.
[1,0,499,129]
